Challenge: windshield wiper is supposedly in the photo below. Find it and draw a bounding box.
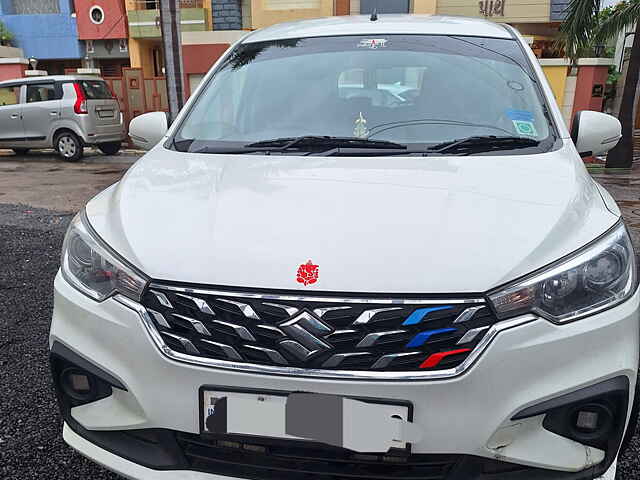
[245,136,407,151]
[428,135,541,155]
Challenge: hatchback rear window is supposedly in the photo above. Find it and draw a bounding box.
[79,80,113,100]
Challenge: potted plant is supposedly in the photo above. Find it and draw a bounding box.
[0,21,14,47]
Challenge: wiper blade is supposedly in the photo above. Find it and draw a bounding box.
[429,135,540,155]
[245,136,407,151]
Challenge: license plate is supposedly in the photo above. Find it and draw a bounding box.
[97,110,114,118]
[200,387,414,452]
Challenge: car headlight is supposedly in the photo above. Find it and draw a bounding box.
[489,222,637,323]
[61,211,148,302]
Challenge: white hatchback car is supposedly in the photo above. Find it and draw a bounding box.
[50,15,638,480]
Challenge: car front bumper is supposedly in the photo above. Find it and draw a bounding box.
[50,272,640,479]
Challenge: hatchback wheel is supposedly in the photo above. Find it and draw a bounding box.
[12,148,29,156]
[55,132,83,162]
[98,141,122,156]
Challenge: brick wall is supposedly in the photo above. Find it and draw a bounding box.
[213,0,242,30]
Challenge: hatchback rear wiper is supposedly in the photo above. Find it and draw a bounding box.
[428,135,540,155]
[245,136,408,151]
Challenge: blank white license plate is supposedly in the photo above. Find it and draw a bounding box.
[97,110,114,118]
[200,388,413,452]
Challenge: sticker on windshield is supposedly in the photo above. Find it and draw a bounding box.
[506,109,534,122]
[506,110,537,137]
[358,39,388,49]
[513,120,538,137]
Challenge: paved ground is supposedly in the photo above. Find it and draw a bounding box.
[0,152,639,479]
[0,148,135,212]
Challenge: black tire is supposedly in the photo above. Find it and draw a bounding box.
[12,148,29,156]
[97,141,122,156]
[55,131,83,162]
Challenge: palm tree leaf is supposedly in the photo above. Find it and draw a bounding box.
[595,1,640,44]
[559,0,601,60]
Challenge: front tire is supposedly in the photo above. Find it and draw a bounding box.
[97,141,122,156]
[55,132,83,162]
[12,148,29,156]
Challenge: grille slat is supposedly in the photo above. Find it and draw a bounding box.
[142,286,498,373]
[177,433,455,480]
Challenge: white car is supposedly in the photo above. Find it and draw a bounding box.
[50,15,638,480]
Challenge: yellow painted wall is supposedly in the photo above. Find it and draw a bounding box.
[128,38,157,77]
[541,64,568,107]
[413,0,437,14]
[250,0,334,29]
[437,0,551,23]
[204,0,212,29]
[128,37,143,69]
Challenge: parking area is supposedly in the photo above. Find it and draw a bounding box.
[0,152,639,479]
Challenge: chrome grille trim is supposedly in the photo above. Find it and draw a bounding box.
[116,294,536,381]
[176,293,216,316]
[211,319,256,342]
[371,352,422,370]
[150,283,486,305]
[216,298,261,320]
[243,345,288,365]
[151,290,173,308]
[200,340,243,361]
[161,332,199,355]
[148,309,171,328]
[352,307,404,326]
[313,306,352,317]
[356,330,407,348]
[173,313,212,336]
[453,306,484,324]
[456,326,490,345]
[322,352,372,368]
[263,302,300,316]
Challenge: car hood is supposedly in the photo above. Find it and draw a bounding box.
[86,142,618,294]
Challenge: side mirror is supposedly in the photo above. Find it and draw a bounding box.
[129,112,169,150]
[571,110,621,158]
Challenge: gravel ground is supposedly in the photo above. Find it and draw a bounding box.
[0,205,118,479]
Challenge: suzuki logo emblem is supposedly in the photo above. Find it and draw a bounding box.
[278,311,333,361]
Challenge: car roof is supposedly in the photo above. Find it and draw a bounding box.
[244,14,513,44]
[0,75,105,87]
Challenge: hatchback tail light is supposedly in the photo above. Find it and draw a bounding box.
[73,82,88,114]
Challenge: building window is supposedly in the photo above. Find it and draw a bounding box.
[119,39,128,53]
[5,0,60,14]
[360,0,409,14]
[89,5,105,24]
[86,40,95,53]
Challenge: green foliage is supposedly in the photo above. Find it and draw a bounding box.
[0,20,13,46]
[608,66,622,84]
[559,0,640,61]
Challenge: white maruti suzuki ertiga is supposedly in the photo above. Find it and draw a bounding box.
[50,14,638,480]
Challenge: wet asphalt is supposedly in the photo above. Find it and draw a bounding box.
[2,166,640,478]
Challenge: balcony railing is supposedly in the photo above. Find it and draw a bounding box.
[128,4,208,38]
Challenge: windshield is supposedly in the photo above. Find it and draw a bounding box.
[174,34,555,154]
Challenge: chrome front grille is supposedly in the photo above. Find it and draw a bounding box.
[139,285,502,375]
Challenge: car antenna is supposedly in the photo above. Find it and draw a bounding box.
[370,8,378,21]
